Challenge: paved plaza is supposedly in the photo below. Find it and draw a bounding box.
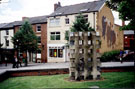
[0,62,134,75]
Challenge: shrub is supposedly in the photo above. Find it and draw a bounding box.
[101,50,120,62]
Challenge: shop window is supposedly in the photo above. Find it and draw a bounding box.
[50,32,60,40]
[49,48,63,58]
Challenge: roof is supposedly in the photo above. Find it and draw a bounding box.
[49,0,105,17]
[0,23,8,28]
[0,15,47,30]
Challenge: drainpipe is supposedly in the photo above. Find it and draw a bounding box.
[93,12,95,30]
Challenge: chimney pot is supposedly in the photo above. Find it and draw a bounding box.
[54,2,61,11]
[22,17,28,21]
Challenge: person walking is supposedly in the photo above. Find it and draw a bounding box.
[13,55,18,68]
[119,50,123,63]
[18,57,22,67]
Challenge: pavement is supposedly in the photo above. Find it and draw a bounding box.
[0,62,134,75]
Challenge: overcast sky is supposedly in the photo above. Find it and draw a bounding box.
[0,0,122,25]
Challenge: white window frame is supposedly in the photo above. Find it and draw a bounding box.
[50,32,60,40]
[36,24,41,32]
[65,18,69,24]
[49,47,63,58]
[50,18,60,27]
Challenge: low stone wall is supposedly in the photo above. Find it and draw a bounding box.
[0,66,134,82]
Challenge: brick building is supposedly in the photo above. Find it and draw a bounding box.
[0,15,48,63]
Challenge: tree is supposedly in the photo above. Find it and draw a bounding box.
[71,14,94,32]
[12,21,38,66]
[106,0,135,30]
[65,14,94,41]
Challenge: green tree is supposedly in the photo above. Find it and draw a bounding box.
[71,14,94,32]
[106,0,135,30]
[12,21,38,66]
[65,14,94,41]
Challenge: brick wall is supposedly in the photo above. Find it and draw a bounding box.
[14,22,47,63]
[96,5,124,53]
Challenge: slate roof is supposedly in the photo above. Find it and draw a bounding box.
[0,15,47,30]
[49,0,105,17]
[0,23,8,28]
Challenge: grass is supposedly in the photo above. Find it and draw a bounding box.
[0,72,134,89]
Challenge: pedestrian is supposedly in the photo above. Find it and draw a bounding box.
[13,55,18,68]
[119,50,123,63]
[12,56,16,68]
[18,57,22,67]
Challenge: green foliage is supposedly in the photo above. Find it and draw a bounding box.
[12,21,38,52]
[101,50,120,62]
[0,72,134,88]
[106,0,135,30]
[70,14,94,32]
[65,31,69,41]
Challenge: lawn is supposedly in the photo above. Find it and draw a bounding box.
[0,72,134,89]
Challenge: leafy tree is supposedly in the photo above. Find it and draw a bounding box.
[71,14,94,32]
[65,14,94,41]
[12,21,38,66]
[106,0,135,30]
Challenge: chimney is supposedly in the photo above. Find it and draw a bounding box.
[22,17,29,21]
[54,2,61,11]
[122,20,125,26]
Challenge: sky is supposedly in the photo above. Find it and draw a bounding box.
[0,0,122,25]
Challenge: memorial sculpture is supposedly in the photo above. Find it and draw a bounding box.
[69,31,101,81]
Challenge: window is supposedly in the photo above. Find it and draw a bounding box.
[50,32,60,40]
[50,18,60,26]
[36,24,41,32]
[65,18,69,24]
[6,30,9,35]
[6,40,9,46]
[37,36,41,44]
[76,15,88,22]
[49,48,63,58]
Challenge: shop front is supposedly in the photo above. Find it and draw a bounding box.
[47,44,69,62]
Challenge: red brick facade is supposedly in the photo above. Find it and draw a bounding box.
[14,23,47,63]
